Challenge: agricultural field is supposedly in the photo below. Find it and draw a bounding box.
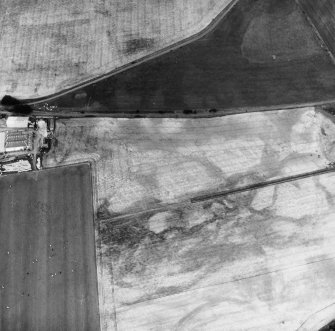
[2,0,335,329]
[0,164,99,331]
[43,107,335,329]
[45,0,335,113]
[0,0,234,100]
[98,171,335,330]
[44,107,335,217]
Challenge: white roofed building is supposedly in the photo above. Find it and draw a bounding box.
[6,116,29,128]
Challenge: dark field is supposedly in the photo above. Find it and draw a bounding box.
[321,320,335,331]
[298,0,335,59]
[37,0,335,113]
[0,164,99,331]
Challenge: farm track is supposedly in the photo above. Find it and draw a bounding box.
[105,165,335,223]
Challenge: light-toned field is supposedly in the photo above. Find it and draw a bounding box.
[44,107,335,329]
[45,107,335,217]
[0,0,234,100]
[99,171,335,330]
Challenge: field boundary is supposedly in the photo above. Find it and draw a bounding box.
[2,99,335,120]
[12,0,239,107]
[43,158,105,331]
[297,303,335,331]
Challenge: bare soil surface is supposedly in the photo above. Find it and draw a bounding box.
[0,0,234,99]
[44,107,335,217]
[42,108,335,330]
[99,171,335,330]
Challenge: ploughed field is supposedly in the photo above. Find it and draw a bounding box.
[42,0,335,113]
[0,0,234,99]
[0,164,99,331]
